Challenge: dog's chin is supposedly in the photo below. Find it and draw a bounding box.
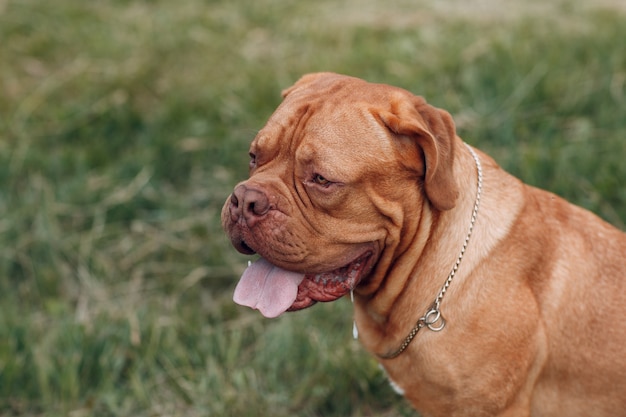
[287,251,375,311]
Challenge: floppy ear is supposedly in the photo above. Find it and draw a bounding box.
[376,96,459,211]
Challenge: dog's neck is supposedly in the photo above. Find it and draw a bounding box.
[354,141,483,356]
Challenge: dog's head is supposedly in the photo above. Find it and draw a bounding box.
[222,72,459,317]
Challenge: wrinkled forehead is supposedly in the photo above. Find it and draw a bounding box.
[277,75,415,143]
[300,106,396,167]
[256,90,397,164]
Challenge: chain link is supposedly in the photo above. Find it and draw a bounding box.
[378,143,483,360]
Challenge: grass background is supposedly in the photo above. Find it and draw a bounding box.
[1,0,625,416]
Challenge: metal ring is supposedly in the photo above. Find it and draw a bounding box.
[424,309,446,332]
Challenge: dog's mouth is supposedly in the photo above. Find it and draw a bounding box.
[290,251,373,311]
[233,251,374,318]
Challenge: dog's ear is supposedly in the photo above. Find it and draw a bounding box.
[376,96,459,211]
[281,72,337,98]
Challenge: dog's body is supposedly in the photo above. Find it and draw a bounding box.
[222,73,626,416]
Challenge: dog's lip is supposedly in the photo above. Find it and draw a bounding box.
[288,250,374,311]
[238,240,256,255]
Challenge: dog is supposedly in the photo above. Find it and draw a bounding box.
[222,72,626,417]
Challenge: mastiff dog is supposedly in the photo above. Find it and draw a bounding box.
[222,72,626,417]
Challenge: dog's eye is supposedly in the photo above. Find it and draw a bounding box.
[312,174,331,186]
[249,152,257,169]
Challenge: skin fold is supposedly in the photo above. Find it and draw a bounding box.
[223,72,626,417]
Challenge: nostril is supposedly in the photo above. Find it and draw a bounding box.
[231,184,271,225]
[248,196,270,216]
[241,189,270,217]
[228,193,242,222]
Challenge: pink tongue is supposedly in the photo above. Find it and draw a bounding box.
[233,258,305,318]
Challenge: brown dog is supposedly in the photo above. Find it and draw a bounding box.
[222,72,626,416]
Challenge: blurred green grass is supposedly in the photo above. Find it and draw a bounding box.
[0,0,624,416]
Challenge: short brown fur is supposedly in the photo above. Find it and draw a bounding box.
[223,73,626,417]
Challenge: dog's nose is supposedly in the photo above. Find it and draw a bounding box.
[229,184,271,227]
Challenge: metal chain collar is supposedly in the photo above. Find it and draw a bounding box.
[378,143,483,360]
